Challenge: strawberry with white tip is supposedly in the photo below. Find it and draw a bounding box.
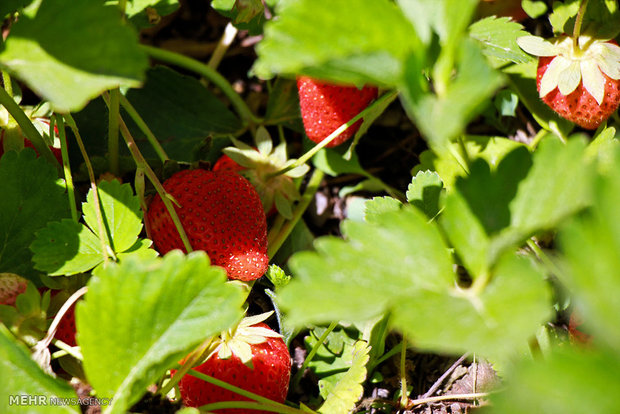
[517,33,620,129]
[177,312,291,412]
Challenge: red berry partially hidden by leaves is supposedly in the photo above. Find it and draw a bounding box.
[297,76,378,147]
[178,314,291,412]
[517,34,620,129]
[213,154,246,175]
[0,273,28,306]
[146,169,269,281]
[0,117,63,164]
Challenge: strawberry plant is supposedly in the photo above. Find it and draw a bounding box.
[1,0,620,413]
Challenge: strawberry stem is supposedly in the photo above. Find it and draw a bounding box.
[292,321,338,389]
[208,22,238,70]
[140,45,262,127]
[572,0,590,51]
[53,114,78,223]
[119,94,170,163]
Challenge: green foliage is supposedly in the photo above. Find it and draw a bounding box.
[0,0,148,112]
[0,324,79,413]
[469,16,532,66]
[406,170,444,219]
[78,251,245,413]
[0,149,69,280]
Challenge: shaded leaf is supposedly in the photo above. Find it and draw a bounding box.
[406,170,444,219]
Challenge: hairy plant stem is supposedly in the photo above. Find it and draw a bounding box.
[64,114,112,265]
[399,335,409,408]
[2,70,13,97]
[190,369,317,414]
[53,114,78,222]
[208,22,238,70]
[140,45,261,126]
[119,94,169,162]
[407,392,489,408]
[267,168,325,259]
[102,93,193,253]
[108,88,121,175]
[573,0,590,51]
[292,321,338,388]
[0,85,60,171]
[271,90,399,178]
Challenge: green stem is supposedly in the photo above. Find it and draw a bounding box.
[527,239,564,277]
[2,70,13,97]
[0,86,60,171]
[528,128,548,150]
[54,114,78,223]
[188,370,317,414]
[159,337,215,396]
[292,321,338,388]
[64,114,112,265]
[267,168,324,259]
[119,94,169,162]
[108,88,121,175]
[572,0,590,51]
[207,22,238,70]
[273,90,399,178]
[200,401,305,414]
[140,45,261,126]
[399,335,409,408]
[407,393,489,408]
[368,341,403,373]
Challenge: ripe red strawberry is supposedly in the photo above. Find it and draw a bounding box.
[518,35,620,129]
[297,76,378,147]
[178,314,291,412]
[0,273,28,306]
[54,301,77,347]
[0,118,63,164]
[213,153,246,175]
[146,169,269,281]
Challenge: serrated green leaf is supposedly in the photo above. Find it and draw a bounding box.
[392,252,552,360]
[559,154,620,351]
[116,239,159,263]
[82,180,142,253]
[406,170,444,219]
[318,341,369,414]
[0,149,69,280]
[469,16,532,64]
[78,251,244,413]
[30,219,102,276]
[490,348,620,414]
[254,0,421,86]
[364,197,403,223]
[279,206,455,325]
[0,0,147,112]
[549,0,579,35]
[124,66,243,161]
[0,324,79,413]
[264,78,302,126]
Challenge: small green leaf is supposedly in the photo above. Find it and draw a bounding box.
[470,17,532,64]
[313,148,366,177]
[78,251,244,413]
[0,324,79,413]
[265,264,291,289]
[264,78,302,126]
[0,149,69,280]
[406,170,444,219]
[549,0,579,35]
[254,0,421,86]
[0,0,148,111]
[522,0,548,18]
[30,219,102,276]
[120,0,180,29]
[318,341,369,414]
[364,197,403,223]
[82,180,143,253]
[490,348,620,414]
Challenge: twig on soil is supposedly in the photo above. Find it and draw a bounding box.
[406,392,489,409]
[421,353,470,399]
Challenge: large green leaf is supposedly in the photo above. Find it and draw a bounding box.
[0,324,79,413]
[469,16,531,66]
[490,348,620,414]
[78,251,244,414]
[0,149,69,280]
[124,66,243,162]
[254,0,421,86]
[0,0,148,112]
[559,153,620,351]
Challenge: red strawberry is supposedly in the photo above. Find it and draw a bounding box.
[178,314,291,412]
[54,302,77,347]
[213,153,246,175]
[518,35,620,129]
[297,76,378,147]
[568,310,591,345]
[146,169,269,281]
[0,273,28,306]
[0,118,63,164]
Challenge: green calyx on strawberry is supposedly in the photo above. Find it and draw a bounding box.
[146,168,269,281]
[215,127,309,220]
[178,312,291,412]
[517,33,620,129]
[297,76,378,147]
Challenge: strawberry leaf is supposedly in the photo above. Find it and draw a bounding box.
[318,341,369,414]
[254,0,421,86]
[0,324,79,413]
[490,348,620,414]
[469,17,532,65]
[559,152,620,351]
[406,170,444,219]
[124,66,242,161]
[0,149,69,281]
[121,0,180,30]
[0,0,147,112]
[82,180,142,254]
[363,197,403,223]
[78,251,244,414]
